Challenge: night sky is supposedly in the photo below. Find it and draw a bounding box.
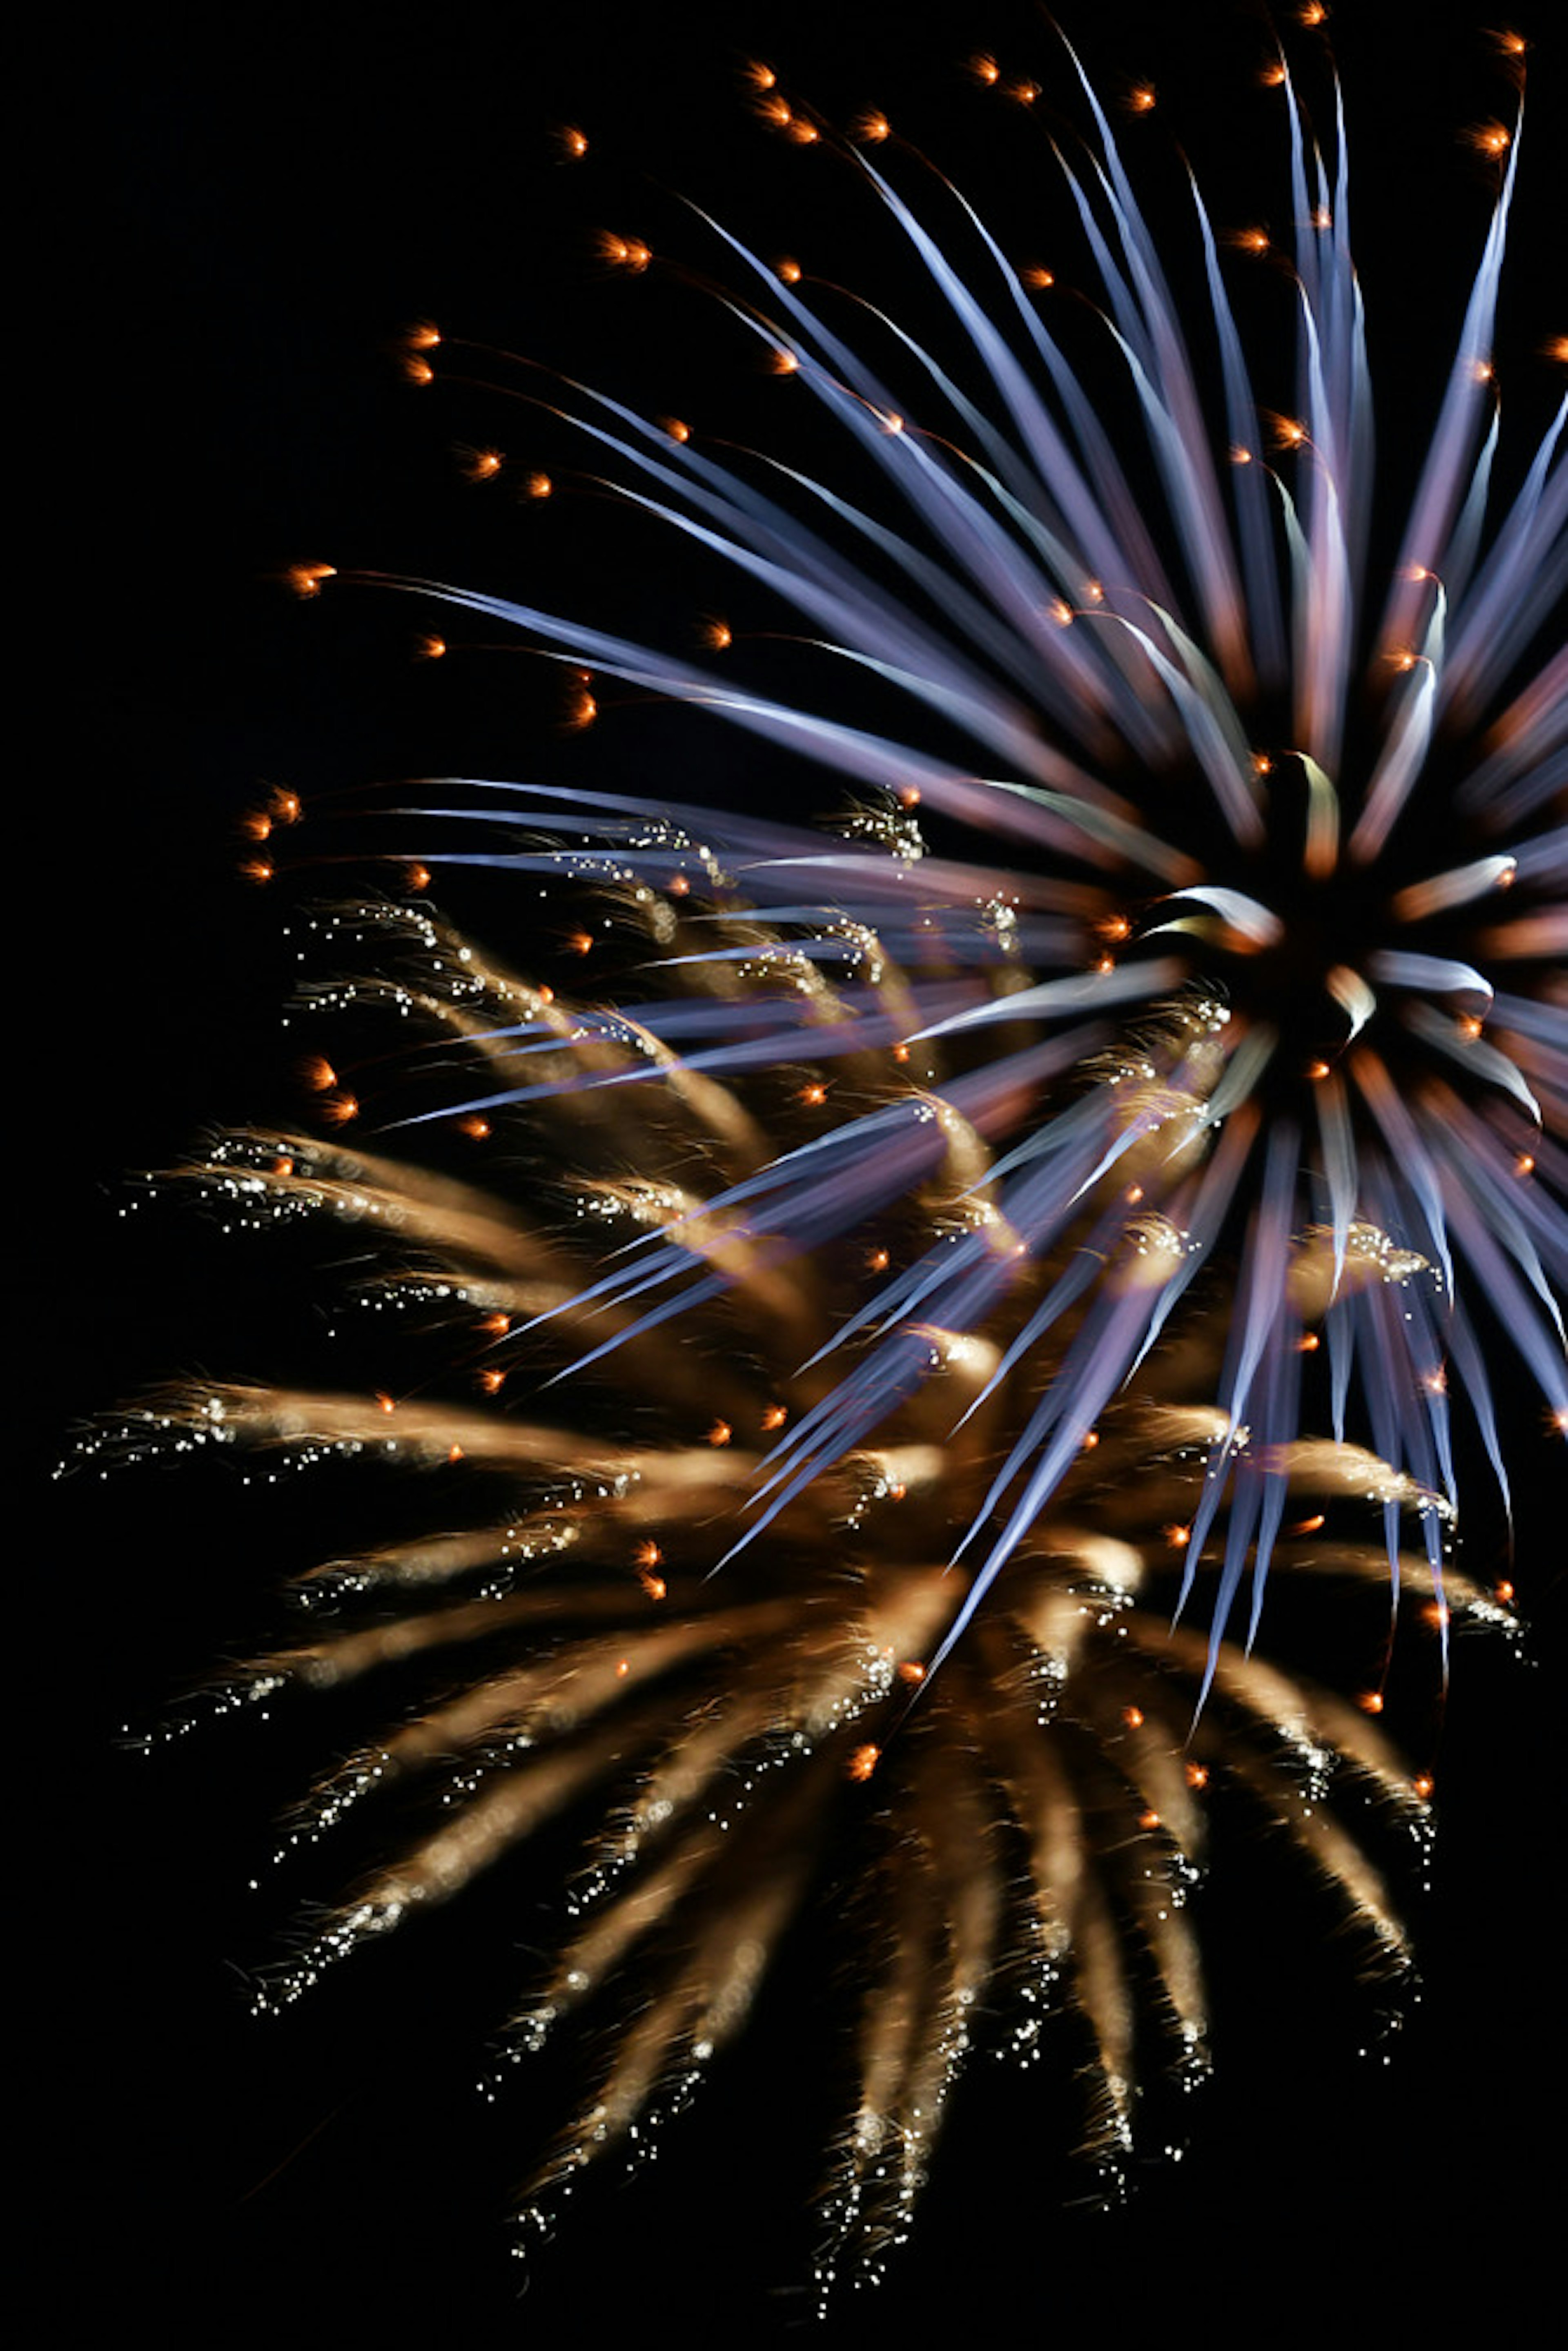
[57,0,1561,2333]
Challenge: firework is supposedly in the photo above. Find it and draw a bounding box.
[311,13,1563,1660]
[94,896,1500,2302]
[84,4,1560,2330]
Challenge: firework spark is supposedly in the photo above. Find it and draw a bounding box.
[314,18,1563,1664]
[92,897,1501,2299]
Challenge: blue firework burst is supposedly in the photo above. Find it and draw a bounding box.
[318,19,1563,1673]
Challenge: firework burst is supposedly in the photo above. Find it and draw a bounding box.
[92,895,1500,2301]
[305,11,1563,1660]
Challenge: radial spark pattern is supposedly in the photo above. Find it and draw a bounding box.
[93,897,1510,2297]
[318,24,1564,1654]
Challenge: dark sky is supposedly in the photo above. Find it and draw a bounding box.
[55,0,1561,2335]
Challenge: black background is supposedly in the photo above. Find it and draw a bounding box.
[51,0,1561,2334]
